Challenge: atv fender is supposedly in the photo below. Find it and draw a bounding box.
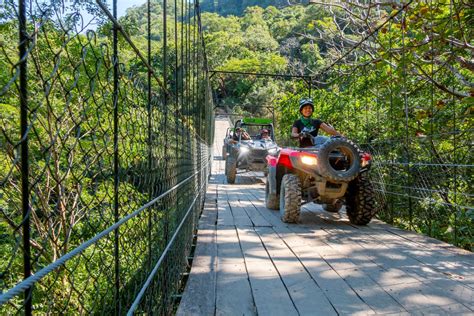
[267,165,278,195]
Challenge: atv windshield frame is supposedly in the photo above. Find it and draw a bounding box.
[234,119,275,141]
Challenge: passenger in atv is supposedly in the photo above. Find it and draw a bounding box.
[258,128,271,140]
[291,98,342,148]
[232,127,251,142]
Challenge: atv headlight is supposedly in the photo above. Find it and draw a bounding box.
[300,155,318,166]
[268,148,278,154]
[240,146,249,153]
[361,159,370,168]
[361,152,372,168]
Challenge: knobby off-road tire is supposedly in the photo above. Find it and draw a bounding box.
[345,174,378,225]
[222,145,227,160]
[317,138,361,182]
[279,174,301,223]
[225,157,237,184]
[265,177,279,210]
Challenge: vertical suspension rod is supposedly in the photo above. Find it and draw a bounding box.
[112,0,120,313]
[146,0,153,272]
[19,0,32,313]
[401,7,413,229]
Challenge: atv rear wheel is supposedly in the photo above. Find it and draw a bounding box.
[265,177,279,210]
[345,174,378,225]
[318,138,361,182]
[225,157,237,184]
[279,174,301,223]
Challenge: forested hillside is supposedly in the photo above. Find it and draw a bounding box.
[199,0,304,16]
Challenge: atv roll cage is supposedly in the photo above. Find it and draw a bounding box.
[234,118,275,140]
[223,117,279,183]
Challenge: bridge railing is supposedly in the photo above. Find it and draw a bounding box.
[0,0,213,314]
[307,1,472,250]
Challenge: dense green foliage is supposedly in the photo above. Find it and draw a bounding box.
[1,0,212,313]
[199,0,305,16]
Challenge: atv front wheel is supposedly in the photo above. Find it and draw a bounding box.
[222,145,227,160]
[279,174,301,223]
[225,157,237,184]
[345,174,378,225]
[265,177,279,210]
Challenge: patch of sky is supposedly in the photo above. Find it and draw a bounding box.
[0,0,147,32]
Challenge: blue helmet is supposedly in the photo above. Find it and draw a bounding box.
[299,98,314,113]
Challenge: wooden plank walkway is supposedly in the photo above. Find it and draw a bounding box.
[177,117,474,316]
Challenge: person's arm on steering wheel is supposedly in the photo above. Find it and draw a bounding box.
[291,127,301,139]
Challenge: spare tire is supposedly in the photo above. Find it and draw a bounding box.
[317,138,360,182]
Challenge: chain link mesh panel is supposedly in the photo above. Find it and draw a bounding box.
[309,1,472,250]
[1,0,213,314]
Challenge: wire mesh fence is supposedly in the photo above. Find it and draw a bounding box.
[1,0,213,314]
[307,1,472,250]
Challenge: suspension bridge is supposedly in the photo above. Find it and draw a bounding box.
[0,0,472,315]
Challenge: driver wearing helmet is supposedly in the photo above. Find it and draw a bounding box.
[291,98,342,148]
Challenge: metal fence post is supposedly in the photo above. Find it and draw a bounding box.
[112,0,121,313]
[19,0,32,314]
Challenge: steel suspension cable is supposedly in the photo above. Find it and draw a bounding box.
[0,167,207,306]
[127,180,207,315]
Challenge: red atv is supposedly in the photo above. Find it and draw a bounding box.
[265,135,377,224]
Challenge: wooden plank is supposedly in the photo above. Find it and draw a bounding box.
[294,218,454,286]
[358,227,474,269]
[344,232,474,286]
[216,200,234,226]
[265,228,406,315]
[177,203,217,316]
[423,278,474,309]
[336,217,474,284]
[439,303,473,314]
[382,282,452,312]
[352,286,406,314]
[225,187,246,201]
[216,227,245,265]
[298,254,374,314]
[216,227,255,315]
[273,234,378,315]
[243,194,293,232]
[228,200,253,227]
[256,227,337,315]
[287,225,430,287]
[236,227,298,315]
[216,264,256,316]
[238,196,272,227]
[248,194,474,312]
